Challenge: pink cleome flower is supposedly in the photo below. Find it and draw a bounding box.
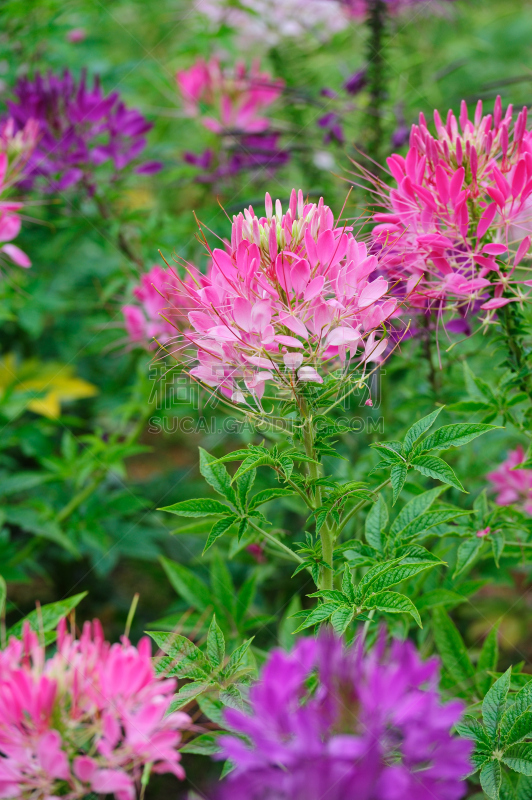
[486,446,532,516]
[0,619,189,799]
[123,265,182,347]
[176,58,284,135]
[164,189,398,404]
[370,96,532,323]
[0,118,38,271]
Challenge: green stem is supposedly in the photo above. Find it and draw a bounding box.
[338,478,390,535]
[248,520,305,565]
[365,0,388,164]
[56,475,104,524]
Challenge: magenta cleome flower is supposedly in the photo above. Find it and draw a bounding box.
[165,189,397,404]
[371,97,532,324]
[123,265,182,347]
[7,70,161,195]
[0,619,189,799]
[216,633,471,800]
[486,446,532,516]
[0,118,38,271]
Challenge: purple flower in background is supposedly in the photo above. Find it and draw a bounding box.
[7,70,160,194]
[216,633,471,800]
[344,68,367,95]
[318,112,344,144]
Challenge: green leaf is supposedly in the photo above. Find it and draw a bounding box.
[432,608,474,686]
[355,557,404,600]
[197,695,227,727]
[398,509,471,543]
[483,667,512,739]
[170,681,212,710]
[503,712,532,748]
[492,531,505,567]
[203,516,238,554]
[390,463,407,504]
[455,715,493,748]
[390,487,447,536]
[415,589,466,612]
[342,568,356,603]
[0,575,5,617]
[248,488,296,511]
[454,538,484,578]
[210,550,234,617]
[7,592,87,639]
[235,574,257,627]
[180,732,223,756]
[364,591,422,627]
[502,744,532,776]
[236,469,256,511]
[516,775,532,800]
[365,562,436,594]
[330,605,354,634]
[477,622,500,697]
[149,631,210,679]
[365,495,388,552]
[199,448,237,505]
[232,456,274,482]
[403,406,444,455]
[500,678,532,740]
[224,638,254,677]
[206,615,226,668]
[481,760,502,799]
[410,455,465,492]
[293,603,337,633]
[160,557,212,611]
[448,400,493,413]
[159,498,232,517]
[415,423,498,456]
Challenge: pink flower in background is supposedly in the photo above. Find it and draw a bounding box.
[166,189,397,405]
[0,619,189,799]
[486,446,532,516]
[369,96,532,324]
[66,28,87,43]
[0,118,38,271]
[123,265,181,346]
[176,58,284,134]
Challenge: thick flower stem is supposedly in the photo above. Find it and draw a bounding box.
[365,0,388,164]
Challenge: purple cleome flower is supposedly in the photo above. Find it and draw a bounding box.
[216,633,471,800]
[7,70,161,194]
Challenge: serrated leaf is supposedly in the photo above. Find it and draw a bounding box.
[415,423,498,456]
[169,681,212,710]
[330,606,354,633]
[207,615,226,668]
[481,760,502,799]
[477,622,500,697]
[365,562,435,594]
[403,406,444,455]
[415,589,466,612]
[7,592,87,639]
[365,495,388,552]
[203,516,238,554]
[149,631,210,679]
[159,498,232,518]
[160,557,212,611]
[398,509,470,543]
[390,463,407,504]
[500,679,532,740]
[356,557,404,600]
[410,455,465,492]
[483,667,512,738]
[293,603,337,633]
[223,638,254,677]
[364,591,422,627]
[233,456,274,482]
[454,537,484,578]
[432,608,475,686]
[236,469,256,511]
[502,712,532,748]
[502,744,532,776]
[455,715,493,748]
[197,695,227,728]
[390,487,448,536]
[199,448,237,505]
[248,488,296,511]
[342,568,355,603]
[180,732,224,756]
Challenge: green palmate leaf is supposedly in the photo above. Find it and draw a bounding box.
[199,448,236,505]
[7,592,87,639]
[248,488,296,511]
[365,562,436,594]
[355,557,404,600]
[159,498,232,517]
[481,760,502,799]
[160,557,212,611]
[330,605,354,634]
[477,622,500,697]
[223,638,254,677]
[203,516,238,554]
[410,455,465,492]
[207,615,226,668]
[455,715,493,748]
[390,463,408,504]
[502,712,532,748]
[432,608,475,686]
[236,469,256,511]
[502,744,532,776]
[390,487,448,536]
[365,495,388,552]
[454,538,484,578]
[492,531,505,567]
[397,509,471,543]
[415,589,466,612]
[149,632,210,679]
[364,591,422,627]
[483,667,512,739]
[180,732,224,756]
[293,603,338,633]
[415,423,499,455]
[403,407,444,455]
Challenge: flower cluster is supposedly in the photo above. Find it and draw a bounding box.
[166,189,397,404]
[177,59,288,182]
[196,0,349,48]
[371,96,532,324]
[0,619,189,799]
[7,70,161,195]
[486,446,532,516]
[216,633,471,800]
[123,265,181,347]
[0,118,38,271]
